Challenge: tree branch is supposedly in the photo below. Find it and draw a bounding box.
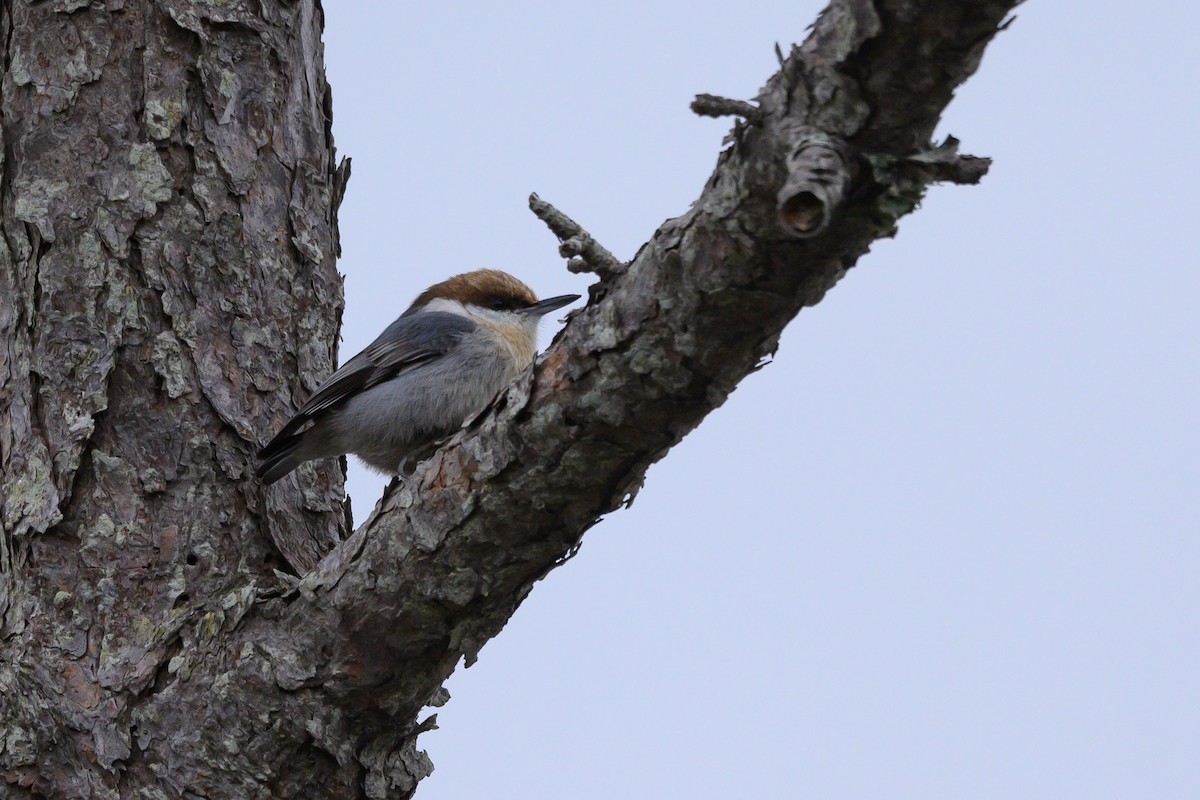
[528,193,625,278]
[690,93,764,123]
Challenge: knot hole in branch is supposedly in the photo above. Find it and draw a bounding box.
[776,129,853,239]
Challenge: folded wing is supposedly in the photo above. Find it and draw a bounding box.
[258,311,475,467]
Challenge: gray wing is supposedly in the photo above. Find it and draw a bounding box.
[260,312,474,452]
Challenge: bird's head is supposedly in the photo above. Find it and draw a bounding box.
[406,269,580,338]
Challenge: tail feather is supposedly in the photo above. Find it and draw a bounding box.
[257,434,306,485]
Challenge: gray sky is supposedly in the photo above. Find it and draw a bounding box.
[323,2,1199,798]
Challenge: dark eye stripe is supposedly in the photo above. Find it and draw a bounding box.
[489,296,535,311]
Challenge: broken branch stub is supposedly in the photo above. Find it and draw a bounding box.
[690,93,763,123]
[528,193,625,278]
[777,129,853,238]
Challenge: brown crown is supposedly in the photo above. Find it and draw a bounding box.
[408,269,538,312]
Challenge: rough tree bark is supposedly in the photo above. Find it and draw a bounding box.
[0,1,1019,797]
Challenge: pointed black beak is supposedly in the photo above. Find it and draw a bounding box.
[525,293,581,316]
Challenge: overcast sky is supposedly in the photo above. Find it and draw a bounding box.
[322,3,1199,798]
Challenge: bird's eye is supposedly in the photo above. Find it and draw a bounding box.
[491,299,510,310]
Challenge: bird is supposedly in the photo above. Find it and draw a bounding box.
[257,269,580,485]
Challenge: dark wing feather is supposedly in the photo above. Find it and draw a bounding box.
[260,312,474,451]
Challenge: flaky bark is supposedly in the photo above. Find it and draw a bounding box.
[0,1,1018,797]
[0,0,348,795]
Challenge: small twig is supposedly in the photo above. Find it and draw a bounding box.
[690,93,763,124]
[528,193,625,278]
[935,154,991,185]
[906,135,992,185]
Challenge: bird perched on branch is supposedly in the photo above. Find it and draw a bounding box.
[257,269,580,485]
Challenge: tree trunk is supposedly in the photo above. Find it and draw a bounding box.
[0,0,1018,797]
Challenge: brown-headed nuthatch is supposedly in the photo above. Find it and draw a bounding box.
[257,269,580,484]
